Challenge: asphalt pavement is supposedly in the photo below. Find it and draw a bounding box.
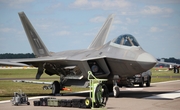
[0,80,180,110]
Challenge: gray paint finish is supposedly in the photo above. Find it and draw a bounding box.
[0,12,157,83]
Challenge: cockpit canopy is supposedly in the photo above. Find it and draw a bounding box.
[113,34,139,46]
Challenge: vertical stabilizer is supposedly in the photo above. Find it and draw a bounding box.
[88,14,114,49]
[18,12,50,57]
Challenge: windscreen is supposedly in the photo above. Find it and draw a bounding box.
[113,34,139,46]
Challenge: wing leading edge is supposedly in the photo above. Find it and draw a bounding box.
[88,14,114,49]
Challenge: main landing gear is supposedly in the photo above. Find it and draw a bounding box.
[49,76,121,98]
[42,80,63,95]
[51,75,66,95]
[52,81,60,95]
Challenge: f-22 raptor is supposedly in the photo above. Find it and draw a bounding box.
[0,12,157,97]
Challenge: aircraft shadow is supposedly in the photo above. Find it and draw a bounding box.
[61,90,172,100]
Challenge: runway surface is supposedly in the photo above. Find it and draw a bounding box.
[0,80,180,110]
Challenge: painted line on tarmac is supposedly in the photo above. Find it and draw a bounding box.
[151,80,180,85]
[125,88,144,91]
[124,80,180,92]
[28,96,50,100]
[0,100,10,104]
[63,90,90,95]
[145,90,180,100]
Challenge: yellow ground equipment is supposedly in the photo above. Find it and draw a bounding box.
[85,71,109,108]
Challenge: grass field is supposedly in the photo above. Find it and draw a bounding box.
[0,69,59,78]
[0,68,180,101]
[0,69,87,101]
[151,67,180,82]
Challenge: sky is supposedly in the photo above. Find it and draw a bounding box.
[0,0,180,59]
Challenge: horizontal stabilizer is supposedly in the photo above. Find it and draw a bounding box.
[18,12,50,57]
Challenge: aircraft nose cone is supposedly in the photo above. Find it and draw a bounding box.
[137,53,157,70]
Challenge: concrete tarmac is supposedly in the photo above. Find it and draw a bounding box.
[0,80,180,110]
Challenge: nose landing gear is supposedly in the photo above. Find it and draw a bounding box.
[113,85,120,98]
[113,75,120,98]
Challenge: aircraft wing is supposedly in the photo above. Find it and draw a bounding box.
[0,60,29,66]
[0,57,67,66]
[0,54,106,66]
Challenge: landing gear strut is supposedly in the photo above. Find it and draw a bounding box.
[113,85,120,98]
[113,75,120,98]
[52,74,65,95]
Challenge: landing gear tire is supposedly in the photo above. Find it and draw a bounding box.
[52,81,60,95]
[95,83,109,107]
[146,77,151,87]
[85,97,92,108]
[27,102,30,105]
[113,86,120,98]
[139,78,144,87]
[13,101,18,106]
[14,103,18,106]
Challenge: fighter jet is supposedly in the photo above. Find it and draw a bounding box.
[0,12,157,97]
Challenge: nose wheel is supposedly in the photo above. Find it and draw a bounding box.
[113,76,120,98]
[113,85,120,98]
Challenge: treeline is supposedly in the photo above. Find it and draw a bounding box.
[157,57,180,64]
[0,53,35,59]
